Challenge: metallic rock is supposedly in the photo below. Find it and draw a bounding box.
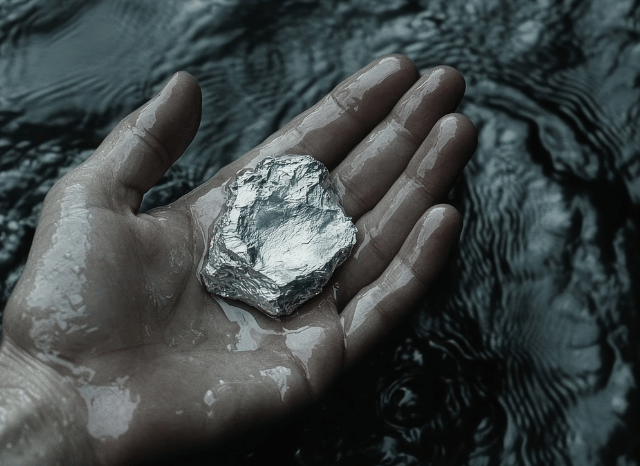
[201,155,357,317]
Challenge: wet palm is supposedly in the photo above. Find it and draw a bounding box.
[1,55,477,465]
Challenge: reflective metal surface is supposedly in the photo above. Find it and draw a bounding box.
[201,155,357,317]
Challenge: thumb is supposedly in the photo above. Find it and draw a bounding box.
[81,71,202,212]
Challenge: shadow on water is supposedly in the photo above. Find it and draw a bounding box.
[1,0,639,464]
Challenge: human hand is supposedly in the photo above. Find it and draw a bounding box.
[0,55,477,465]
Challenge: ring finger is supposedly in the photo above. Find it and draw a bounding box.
[332,113,477,308]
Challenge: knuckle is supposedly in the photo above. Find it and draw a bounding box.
[387,116,423,148]
[123,121,173,170]
[360,215,393,263]
[327,92,368,129]
[400,255,430,288]
[405,170,438,206]
[346,181,372,216]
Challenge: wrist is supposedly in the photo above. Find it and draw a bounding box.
[0,337,96,466]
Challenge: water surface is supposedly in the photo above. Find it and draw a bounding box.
[1,0,638,464]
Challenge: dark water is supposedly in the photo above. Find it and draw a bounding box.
[1,0,639,464]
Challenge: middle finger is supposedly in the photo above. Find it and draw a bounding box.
[331,65,465,221]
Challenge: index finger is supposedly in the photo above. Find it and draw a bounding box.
[186,54,419,197]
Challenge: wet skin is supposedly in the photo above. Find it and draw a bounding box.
[0,55,477,465]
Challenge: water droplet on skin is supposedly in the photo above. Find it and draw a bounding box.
[204,389,215,406]
[190,184,227,277]
[79,377,140,440]
[26,184,92,352]
[332,174,347,199]
[352,228,371,260]
[216,297,277,351]
[259,366,291,401]
[69,294,83,306]
[331,282,340,300]
[284,326,325,378]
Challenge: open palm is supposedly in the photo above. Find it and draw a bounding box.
[1,55,476,465]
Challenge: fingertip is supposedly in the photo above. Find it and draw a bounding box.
[435,65,466,93]
[340,54,419,116]
[407,204,462,272]
[382,53,420,81]
[159,70,201,96]
[425,204,463,238]
[389,54,422,97]
[436,203,463,237]
[172,71,203,119]
[417,112,477,172]
[423,65,466,113]
[452,113,478,153]
[145,71,202,153]
[171,70,200,88]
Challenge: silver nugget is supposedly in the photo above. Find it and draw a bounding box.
[201,155,357,317]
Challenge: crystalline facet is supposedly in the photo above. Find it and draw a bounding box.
[200,155,357,317]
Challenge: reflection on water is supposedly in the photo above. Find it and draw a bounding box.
[1,0,639,464]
